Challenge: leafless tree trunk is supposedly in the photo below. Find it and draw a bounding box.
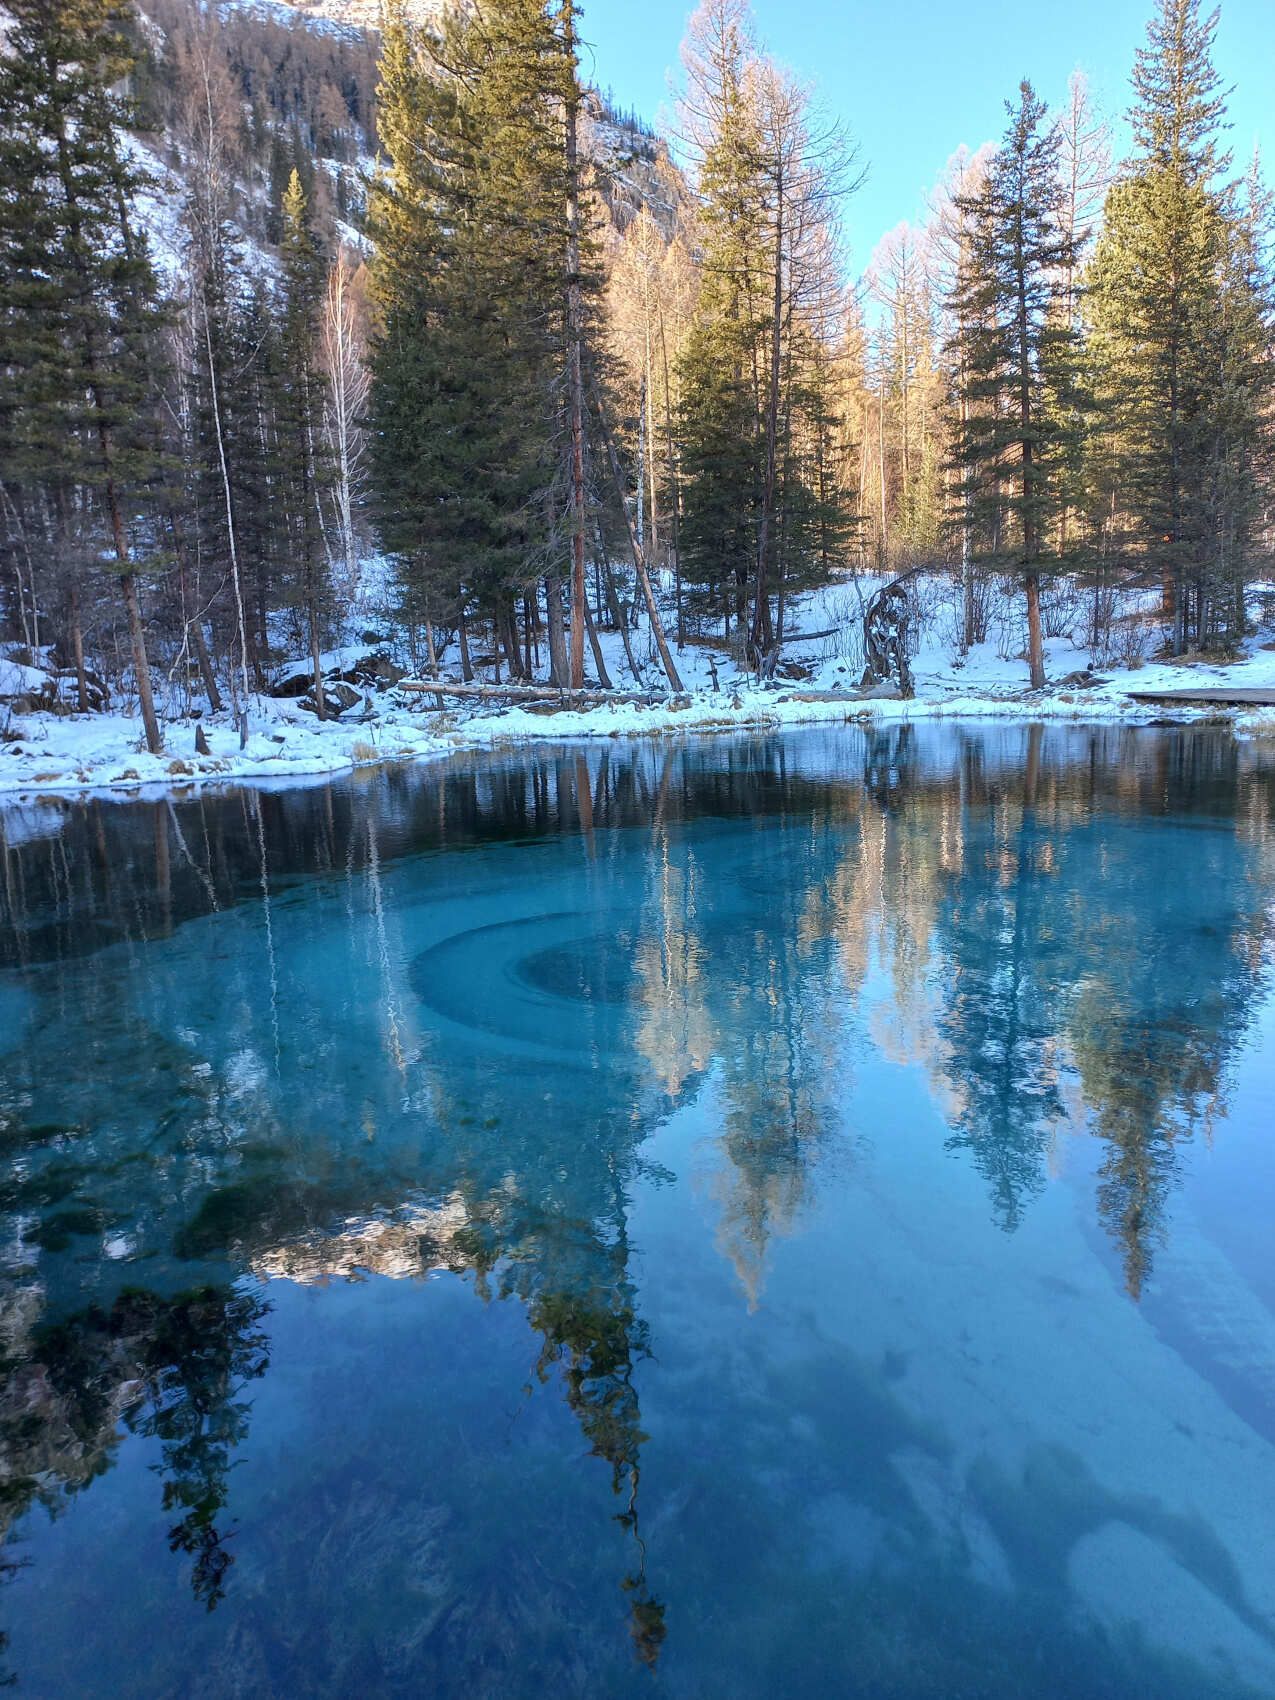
[544,575,569,685]
[69,584,88,711]
[203,296,252,743]
[583,596,613,688]
[189,43,251,742]
[0,484,37,653]
[594,524,642,683]
[320,249,369,595]
[592,385,683,691]
[120,564,161,754]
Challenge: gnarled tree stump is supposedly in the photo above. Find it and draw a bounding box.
[861,579,914,698]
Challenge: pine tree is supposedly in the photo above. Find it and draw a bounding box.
[675,0,855,661]
[1052,73,1111,563]
[950,81,1080,689]
[1087,0,1272,650]
[1131,0,1228,181]
[676,1,768,642]
[0,0,170,750]
[1218,158,1275,631]
[367,0,584,675]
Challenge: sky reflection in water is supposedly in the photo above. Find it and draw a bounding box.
[2,722,1274,1698]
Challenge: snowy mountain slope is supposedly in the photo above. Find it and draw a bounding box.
[227,0,438,32]
[115,0,684,293]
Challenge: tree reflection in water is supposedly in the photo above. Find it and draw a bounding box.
[1,723,1273,1686]
[2,1283,269,1612]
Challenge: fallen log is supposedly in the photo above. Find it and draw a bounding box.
[773,627,841,646]
[397,677,664,707]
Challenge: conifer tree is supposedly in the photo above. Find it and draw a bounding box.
[928,144,993,646]
[0,0,170,749]
[675,0,854,662]
[367,0,590,679]
[1049,73,1111,564]
[368,1,510,655]
[950,81,1079,689]
[676,1,769,642]
[1087,0,1272,650]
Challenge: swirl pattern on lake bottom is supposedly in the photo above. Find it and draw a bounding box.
[411,911,645,1059]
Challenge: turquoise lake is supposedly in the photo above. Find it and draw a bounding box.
[1,722,1274,1697]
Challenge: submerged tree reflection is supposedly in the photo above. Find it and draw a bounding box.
[3,724,1275,1682]
[1,1280,270,1619]
[530,1282,665,1664]
[125,1286,272,1607]
[938,730,1069,1232]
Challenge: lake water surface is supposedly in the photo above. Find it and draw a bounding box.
[2,723,1274,1698]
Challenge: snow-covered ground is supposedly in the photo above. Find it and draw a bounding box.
[4,591,1275,802]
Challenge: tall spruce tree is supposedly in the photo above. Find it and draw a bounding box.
[675,0,854,663]
[0,0,170,749]
[1087,0,1272,650]
[675,1,766,643]
[950,81,1079,689]
[367,0,586,679]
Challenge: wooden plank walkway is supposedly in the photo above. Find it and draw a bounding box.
[1125,687,1275,706]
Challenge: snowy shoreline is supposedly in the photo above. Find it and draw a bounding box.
[9,576,1275,807]
[3,667,1274,806]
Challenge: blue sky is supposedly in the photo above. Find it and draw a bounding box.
[581,0,1275,271]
